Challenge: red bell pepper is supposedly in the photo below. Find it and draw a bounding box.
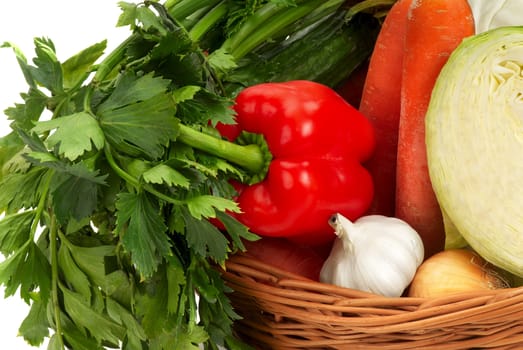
[218,80,375,245]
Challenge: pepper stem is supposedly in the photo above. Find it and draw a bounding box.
[177,124,272,182]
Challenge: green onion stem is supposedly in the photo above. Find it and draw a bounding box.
[219,2,283,57]
[166,0,222,22]
[226,0,328,59]
[83,34,139,113]
[188,1,229,42]
[92,34,138,84]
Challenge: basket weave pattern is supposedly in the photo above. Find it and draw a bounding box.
[221,253,523,349]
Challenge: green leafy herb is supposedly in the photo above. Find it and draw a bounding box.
[0,3,255,346]
[32,112,105,161]
[115,191,171,277]
[0,0,385,348]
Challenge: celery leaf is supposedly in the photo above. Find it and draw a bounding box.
[18,297,50,346]
[98,72,178,159]
[0,242,51,303]
[115,192,171,277]
[175,88,235,126]
[0,211,34,255]
[142,163,190,188]
[182,210,229,263]
[32,111,105,161]
[30,37,63,94]
[62,40,107,89]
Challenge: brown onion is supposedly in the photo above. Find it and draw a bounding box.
[408,249,510,298]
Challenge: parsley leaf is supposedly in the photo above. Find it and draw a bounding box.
[115,192,171,277]
[30,37,63,95]
[215,211,259,251]
[60,285,126,344]
[196,267,244,349]
[18,296,50,347]
[182,209,229,263]
[31,111,105,161]
[51,169,102,224]
[57,244,92,302]
[0,132,26,180]
[106,297,147,349]
[186,194,240,220]
[0,242,51,303]
[175,87,236,126]
[1,41,37,89]
[64,242,117,291]
[97,71,170,110]
[133,258,201,348]
[207,48,238,76]
[0,167,47,212]
[23,154,107,223]
[142,163,190,188]
[3,89,47,130]
[153,324,209,350]
[0,211,34,255]
[135,277,173,339]
[97,72,178,159]
[0,1,310,348]
[62,40,106,90]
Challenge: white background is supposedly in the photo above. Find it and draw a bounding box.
[0,1,129,348]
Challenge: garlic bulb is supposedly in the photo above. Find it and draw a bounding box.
[320,214,424,297]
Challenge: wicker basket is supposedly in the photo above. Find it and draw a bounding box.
[221,253,523,349]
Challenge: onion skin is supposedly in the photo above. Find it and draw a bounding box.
[407,249,509,298]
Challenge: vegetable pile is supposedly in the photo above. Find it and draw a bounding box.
[0,0,386,349]
[333,0,523,299]
[2,0,523,349]
[361,0,475,259]
[319,0,523,303]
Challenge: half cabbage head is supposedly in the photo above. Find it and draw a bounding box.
[426,26,523,277]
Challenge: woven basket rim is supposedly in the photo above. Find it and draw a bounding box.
[221,252,523,349]
[227,252,523,298]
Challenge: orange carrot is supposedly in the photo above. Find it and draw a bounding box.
[359,0,413,217]
[395,0,475,258]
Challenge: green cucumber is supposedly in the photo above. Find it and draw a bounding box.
[224,12,379,93]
